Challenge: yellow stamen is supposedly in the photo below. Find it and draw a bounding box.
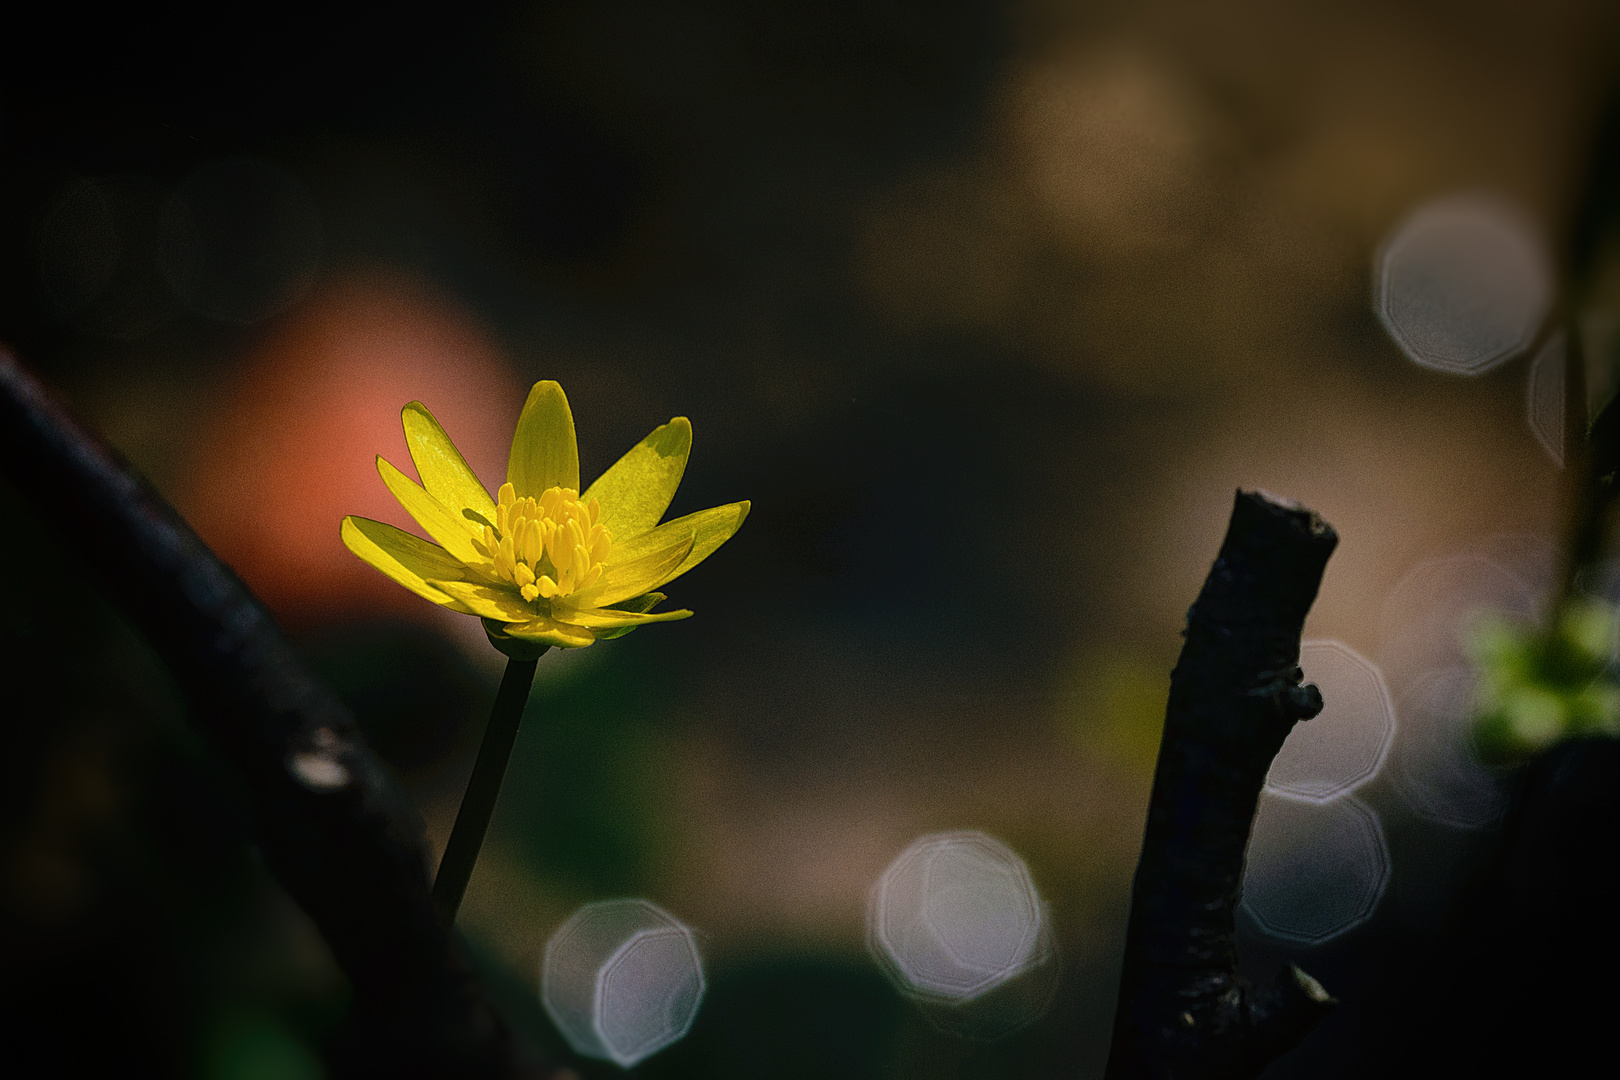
[482,483,613,607]
[522,519,541,566]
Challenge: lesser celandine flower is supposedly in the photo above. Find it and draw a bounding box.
[341,380,748,655]
[341,379,747,927]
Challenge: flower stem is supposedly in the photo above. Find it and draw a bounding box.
[432,655,540,926]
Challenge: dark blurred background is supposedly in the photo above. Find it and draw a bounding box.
[2,1,1618,1077]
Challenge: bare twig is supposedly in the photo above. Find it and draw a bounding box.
[1105,489,1340,1080]
[0,348,549,1079]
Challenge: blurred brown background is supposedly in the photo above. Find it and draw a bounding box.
[2,1,1617,1076]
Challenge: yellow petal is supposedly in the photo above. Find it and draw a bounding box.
[377,457,486,566]
[582,417,691,540]
[506,380,579,499]
[611,591,666,614]
[605,501,750,585]
[668,500,749,578]
[555,606,693,629]
[340,516,476,614]
[500,616,597,649]
[433,580,536,623]
[401,401,497,527]
[572,533,695,608]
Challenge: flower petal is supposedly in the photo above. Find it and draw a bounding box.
[588,591,669,639]
[402,401,496,526]
[500,616,597,649]
[609,591,666,614]
[603,501,750,585]
[378,456,486,566]
[341,516,476,613]
[506,380,579,498]
[433,580,536,623]
[557,606,693,629]
[570,533,695,608]
[582,417,691,539]
[667,500,750,578]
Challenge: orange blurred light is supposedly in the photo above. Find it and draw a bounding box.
[180,275,520,625]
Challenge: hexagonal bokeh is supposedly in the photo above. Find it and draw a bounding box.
[1266,640,1394,802]
[1375,193,1551,375]
[1527,332,1566,467]
[868,831,1057,1038]
[541,899,705,1068]
[1240,791,1390,945]
[1392,667,1507,829]
[1378,552,1542,694]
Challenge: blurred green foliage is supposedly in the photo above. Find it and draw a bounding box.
[1053,645,1168,775]
[199,1010,326,1080]
[501,640,683,896]
[1471,598,1620,763]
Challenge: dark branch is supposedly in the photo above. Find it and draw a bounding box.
[0,348,549,1079]
[1105,489,1340,1080]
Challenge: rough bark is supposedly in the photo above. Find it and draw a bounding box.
[1105,489,1340,1080]
[0,348,551,1079]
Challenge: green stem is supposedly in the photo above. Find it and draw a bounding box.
[432,656,540,926]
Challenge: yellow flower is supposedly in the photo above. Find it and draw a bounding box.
[341,381,749,652]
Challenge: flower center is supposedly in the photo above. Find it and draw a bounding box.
[484,482,611,603]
